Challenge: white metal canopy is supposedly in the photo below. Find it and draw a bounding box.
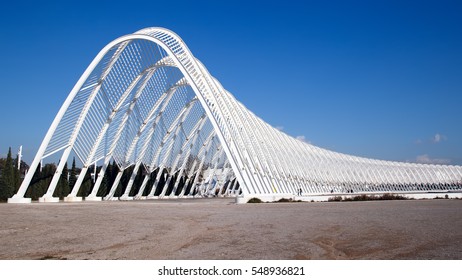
[8,27,462,203]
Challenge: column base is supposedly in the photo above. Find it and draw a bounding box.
[85,196,102,202]
[146,196,158,200]
[235,196,248,204]
[38,197,60,203]
[7,197,32,204]
[119,196,133,201]
[64,196,83,202]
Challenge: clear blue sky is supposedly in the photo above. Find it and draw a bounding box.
[0,0,461,165]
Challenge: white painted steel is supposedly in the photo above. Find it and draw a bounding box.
[8,27,462,203]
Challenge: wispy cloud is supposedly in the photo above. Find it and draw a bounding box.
[275,126,284,131]
[432,133,447,143]
[415,133,447,145]
[415,154,451,165]
[296,135,311,144]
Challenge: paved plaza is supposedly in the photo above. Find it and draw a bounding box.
[1,198,461,259]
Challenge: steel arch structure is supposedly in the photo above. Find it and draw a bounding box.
[8,27,462,203]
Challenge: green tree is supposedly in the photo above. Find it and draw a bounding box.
[130,166,144,196]
[54,162,70,199]
[154,168,167,196]
[26,162,42,200]
[69,157,77,192]
[13,154,21,193]
[0,148,15,201]
[101,160,118,197]
[113,165,123,198]
[97,165,108,197]
[41,163,56,198]
[78,165,93,197]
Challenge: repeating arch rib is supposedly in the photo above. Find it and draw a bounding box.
[8,27,462,204]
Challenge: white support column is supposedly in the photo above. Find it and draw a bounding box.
[64,163,86,202]
[104,170,124,200]
[229,178,238,196]
[162,174,176,197]
[134,174,150,199]
[68,166,88,197]
[120,161,142,200]
[173,167,188,197]
[202,149,225,196]
[171,156,191,197]
[39,146,73,202]
[148,163,167,197]
[84,158,111,201]
[196,145,222,197]
[190,160,207,197]
[233,182,241,196]
[213,162,231,196]
[178,159,199,198]
[147,167,165,198]
[162,173,177,198]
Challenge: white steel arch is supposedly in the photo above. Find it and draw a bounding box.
[8,27,462,203]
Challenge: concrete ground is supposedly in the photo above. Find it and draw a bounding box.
[0,198,461,259]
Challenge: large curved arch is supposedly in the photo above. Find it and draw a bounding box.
[8,27,462,203]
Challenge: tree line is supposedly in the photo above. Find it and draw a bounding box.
[0,147,23,201]
[0,147,200,201]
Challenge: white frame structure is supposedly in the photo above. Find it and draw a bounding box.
[8,27,462,203]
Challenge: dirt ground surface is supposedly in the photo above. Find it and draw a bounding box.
[0,198,461,260]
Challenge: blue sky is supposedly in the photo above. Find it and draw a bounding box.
[0,0,461,165]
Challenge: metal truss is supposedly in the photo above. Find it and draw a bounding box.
[8,27,462,203]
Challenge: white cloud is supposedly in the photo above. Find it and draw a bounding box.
[275,126,284,131]
[296,135,311,144]
[432,133,447,143]
[415,154,451,165]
